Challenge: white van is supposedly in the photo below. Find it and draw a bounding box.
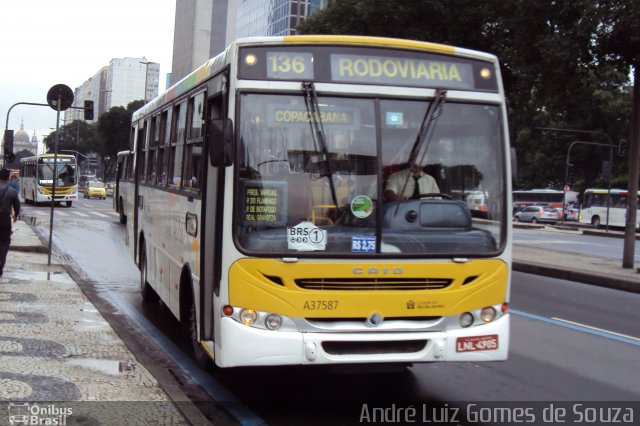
[466,191,488,218]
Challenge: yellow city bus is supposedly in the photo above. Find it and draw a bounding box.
[126,36,513,369]
[19,153,78,207]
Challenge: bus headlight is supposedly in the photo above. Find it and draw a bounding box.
[264,314,283,330]
[239,309,258,326]
[459,312,474,328]
[480,307,496,323]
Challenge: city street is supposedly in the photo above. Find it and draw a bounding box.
[19,200,640,425]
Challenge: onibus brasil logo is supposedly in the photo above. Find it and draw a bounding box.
[8,403,73,425]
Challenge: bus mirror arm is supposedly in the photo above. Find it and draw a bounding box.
[208,118,234,167]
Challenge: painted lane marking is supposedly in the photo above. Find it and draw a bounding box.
[551,317,640,342]
[510,309,640,346]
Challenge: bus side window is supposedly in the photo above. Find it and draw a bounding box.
[183,92,205,190]
[169,101,187,187]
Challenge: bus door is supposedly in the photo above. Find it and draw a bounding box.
[201,74,229,341]
[133,123,147,262]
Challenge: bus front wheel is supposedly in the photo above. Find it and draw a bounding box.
[592,216,601,229]
[119,199,127,224]
[187,297,212,370]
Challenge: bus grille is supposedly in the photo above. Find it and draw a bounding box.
[294,277,452,291]
[41,186,74,195]
[322,340,427,355]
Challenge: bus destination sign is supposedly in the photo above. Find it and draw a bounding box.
[331,53,473,89]
[239,45,498,92]
[39,156,74,164]
[241,181,287,226]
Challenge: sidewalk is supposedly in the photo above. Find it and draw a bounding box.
[0,220,204,425]
[512,223,639,293]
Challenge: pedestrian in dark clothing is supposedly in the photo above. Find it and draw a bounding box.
[0,168,20,276]
[8,174,19,194]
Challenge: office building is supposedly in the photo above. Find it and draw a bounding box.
[65,58,159,124]
[171,0,326,83]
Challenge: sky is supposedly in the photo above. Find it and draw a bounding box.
[0,0,176,147]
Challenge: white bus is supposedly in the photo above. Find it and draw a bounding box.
[579,188,640,229]
[114,150,134,224]
[19,154,78,207]
[512,189,578,210]
[126,35,513,369]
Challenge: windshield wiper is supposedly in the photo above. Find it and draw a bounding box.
[393,89,447,215]
[407,88,447,168]
[302,81,338,207]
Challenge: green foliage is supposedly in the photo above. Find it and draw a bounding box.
[41,100,144,179]
[4,149,35,169]
[298,0,637,191]
[44,120,98,154]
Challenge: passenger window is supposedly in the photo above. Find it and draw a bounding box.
[183,92,205,190]
[168,101,187,187]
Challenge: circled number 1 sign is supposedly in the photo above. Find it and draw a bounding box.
[288,221,327,251]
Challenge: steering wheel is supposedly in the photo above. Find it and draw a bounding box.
[417,193,452,199]
[257,159,289,168]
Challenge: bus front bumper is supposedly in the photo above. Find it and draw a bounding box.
[215,314,509,368]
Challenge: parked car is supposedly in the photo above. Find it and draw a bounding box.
[514,205,561,224]
[84,181,107,199]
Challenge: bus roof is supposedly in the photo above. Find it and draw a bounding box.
[585,188,638,195]
[20,153,76,162]
[133,35,500,121]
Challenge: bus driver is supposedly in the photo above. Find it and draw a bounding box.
[384,162,439,201]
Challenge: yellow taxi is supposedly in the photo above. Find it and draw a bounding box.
[84,181,107,199]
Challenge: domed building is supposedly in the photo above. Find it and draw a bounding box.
[13,119,37,155]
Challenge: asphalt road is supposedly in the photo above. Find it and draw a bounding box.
[25,201,640,425]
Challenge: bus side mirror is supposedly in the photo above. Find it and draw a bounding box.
[208,118,234,167]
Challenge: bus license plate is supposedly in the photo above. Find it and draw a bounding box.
[456,334,499,352]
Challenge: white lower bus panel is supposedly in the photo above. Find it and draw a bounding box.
[215,314,509,367]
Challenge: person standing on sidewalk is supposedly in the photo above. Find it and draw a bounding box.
[0,168,20,276]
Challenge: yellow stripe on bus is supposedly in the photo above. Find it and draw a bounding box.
[283,35,456,55]
[229,258,508,318]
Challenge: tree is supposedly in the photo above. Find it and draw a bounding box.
[298,0,633,191]
[4,149,35,169]
[43,120,98,154]
[597,0,640,268]
[95,100,144,179]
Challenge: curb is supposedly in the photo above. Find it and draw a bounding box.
[9,245,48,253]
[513,261,640,294]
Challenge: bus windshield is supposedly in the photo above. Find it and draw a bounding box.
[38,163,77,187]
[235,93,505,256]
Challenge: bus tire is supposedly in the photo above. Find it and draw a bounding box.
[592,216,601,229]
[119,199,127,224]
[66,201,72,207]
[139,242,159,303]
[182,276,212,370]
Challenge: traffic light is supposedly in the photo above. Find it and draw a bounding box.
[618,139,627,157]
[3,129,14,157]
[566,164,574,185]
[84,100,94,120]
